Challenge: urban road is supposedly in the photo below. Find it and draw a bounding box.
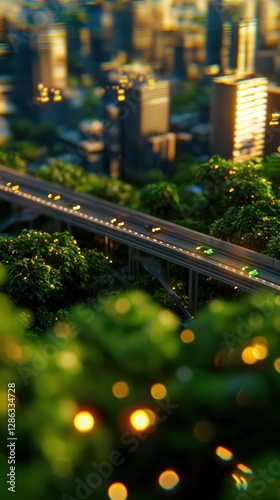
[0,164,279,295]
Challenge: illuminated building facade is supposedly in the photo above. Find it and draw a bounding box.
[210,74,268,160]
[264,84,280,155]
[118,78,170,179]
[32,24,67,92]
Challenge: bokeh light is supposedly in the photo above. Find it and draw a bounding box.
[129,409,150,430]
[176,365,193,381]
[273,357,280,373]
[180,329,195,343]
[115,298,131,314]
[237,464,253,474]
[215,446,233,461]
[56,351,80,370]
[108,482,128,500]
[158,470,180,490]
[73,411,94,432]
[112,381,130,398]
[241,346,258,365]
[252,343,268,360]
[150,383,167,400]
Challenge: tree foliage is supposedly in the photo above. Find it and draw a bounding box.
[138,181,181,218]
[0,149,26,171]
[210,199,280,257]
[0,289,280,499]
[36,159,96,191]
[85,177,136,207]
[0,230,115,331]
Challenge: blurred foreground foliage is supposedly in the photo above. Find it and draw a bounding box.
[0,285,280,500]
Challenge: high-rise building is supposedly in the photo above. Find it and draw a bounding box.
[205,0,223,68]
[209,74,268,160]
[31,23,67,92]
[264,84,280,155]
[118,76,170,179]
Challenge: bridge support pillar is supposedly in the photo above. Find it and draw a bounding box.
[188,270,199,316]
[128,247,139,281]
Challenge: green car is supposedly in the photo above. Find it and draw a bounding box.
[196,245,214,255]
[242,266,259,277]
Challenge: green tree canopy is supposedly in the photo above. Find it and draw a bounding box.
[0,150,26,171]
[138,181,181,218]
[210,199,280,257]
[36,159,96,191]
[0,230,115,331]
[0,289,279,499]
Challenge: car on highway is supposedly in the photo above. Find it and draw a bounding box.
[145,225,162,233]
[48,193,61,201]
[6,182,19,192]
[110,218,125,227]
[196,245,214,255]
[68,203,81,211]
[242,265,259,277]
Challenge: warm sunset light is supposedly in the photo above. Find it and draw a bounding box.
[112,381,130,398]
[150,383,167,400]
[129,409,150,430]
[108,482,128,500]
[215,446,233,461]
[73,411,94,432]
[158,470,180,490]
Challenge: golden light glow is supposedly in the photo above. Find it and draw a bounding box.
[56,351,80,370]
[158,470,180,490]
[150,383,167,400]
[273,357,280,373]
[112,381,129,398]
[237,464,253,474]
[129,409,150,430]
[241,346,258,365]
[252,343,268,360]
[144,409,156,426]
[180,329,195,343]
[215,446,233,461]
[73,411,94,432]
[108,482,128,500]
[114,298,131,314]
[232,473,242,490]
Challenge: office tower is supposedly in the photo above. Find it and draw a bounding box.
[264,84,280,155]
[257,0,279,48]
[32,22,67,92]
[209,74,268,160]
[0,87,16,145]
[113,1,134,60]
[0,15,11,75]
[86,1,104,36]
[144,132,176,175]
[13,28,35,116]
[118,76,170,179]
[64,12,83,60]
[86,2,112,80]
[205,0,223,68]
[173,44,187,79]
[236,19,258,75]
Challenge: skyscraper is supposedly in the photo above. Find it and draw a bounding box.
[205,0,223,68]
[32,22,67,92]
[209,74,268,160]
[118,75,170,179]
[264,84,280,155]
